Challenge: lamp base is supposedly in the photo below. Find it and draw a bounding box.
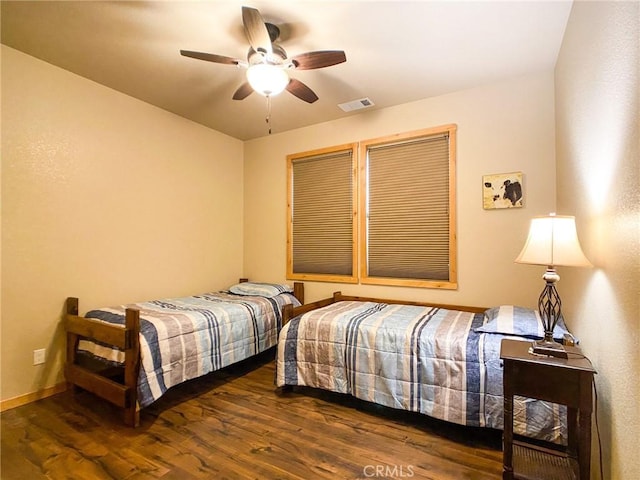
[531,339,568,359]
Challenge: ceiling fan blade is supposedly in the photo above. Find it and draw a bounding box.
[286,79,319,103]
[232,82,254,100]
[242,6,272,55]
[180,50,241,65]
[291,50,346,70]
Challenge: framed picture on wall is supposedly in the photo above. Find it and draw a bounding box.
[483,172,523,209]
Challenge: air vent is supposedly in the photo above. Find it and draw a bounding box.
[338,97,375,112]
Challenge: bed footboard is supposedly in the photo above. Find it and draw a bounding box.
[64,297,141,427]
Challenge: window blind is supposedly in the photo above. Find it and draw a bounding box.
[366,134,450,280]
[291,149,354,276]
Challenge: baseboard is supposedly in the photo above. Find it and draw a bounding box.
[0,382,68,412]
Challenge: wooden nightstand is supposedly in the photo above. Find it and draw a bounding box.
[500,339,596,480]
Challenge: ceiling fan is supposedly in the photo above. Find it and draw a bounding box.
[180,6,346,104]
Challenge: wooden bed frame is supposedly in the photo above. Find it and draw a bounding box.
[279,291,487,396]
[283,290,486,324]
[64,280,304,427]
[279,290,576,448]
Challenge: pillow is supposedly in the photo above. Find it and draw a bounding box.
[475,305,571,341]
[228,282,293,298]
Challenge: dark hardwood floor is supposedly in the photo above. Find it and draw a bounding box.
[1,351,503,479]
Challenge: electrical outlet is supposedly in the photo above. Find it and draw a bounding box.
[33,348,46,365]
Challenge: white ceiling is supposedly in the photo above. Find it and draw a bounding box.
[1,1,573,141]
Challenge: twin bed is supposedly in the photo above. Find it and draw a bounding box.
[277,292,569,444]
[64,280,303,426]
[65,283,567,445]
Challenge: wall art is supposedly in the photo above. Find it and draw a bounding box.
[483,172,523,209]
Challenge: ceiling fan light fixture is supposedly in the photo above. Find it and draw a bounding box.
[246,64,289,97]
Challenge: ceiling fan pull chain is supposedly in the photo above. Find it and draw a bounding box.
[266,95,272,135]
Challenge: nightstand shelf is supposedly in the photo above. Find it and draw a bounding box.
[512,441,578,480]
[500,339,596,480]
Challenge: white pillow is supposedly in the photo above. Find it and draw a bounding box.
[228,282,293,298]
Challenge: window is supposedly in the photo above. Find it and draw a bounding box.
[287,144,358,283]
[287,124,456,289]
[360,125,457,288]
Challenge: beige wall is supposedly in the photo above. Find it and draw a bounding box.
[3,8,637,477]
[555,2,639,479]
[3,7,637,477]
[1,46,245,403]
[244,72,557,308]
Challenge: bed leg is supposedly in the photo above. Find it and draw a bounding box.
[124,307,141,427]
[282,304,294,325]
[293,282,304,304]
[124,403,140,428]
[65,298,81,394]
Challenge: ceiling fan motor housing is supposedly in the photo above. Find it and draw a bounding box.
[247,44,288,67]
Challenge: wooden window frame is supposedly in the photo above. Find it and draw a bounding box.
[286,124,456,290]
[359,124,457,289]
[286,143,359,284]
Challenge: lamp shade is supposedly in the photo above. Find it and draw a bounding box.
[246,64,289,97]
[515,214,592,267]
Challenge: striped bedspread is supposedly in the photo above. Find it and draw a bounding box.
[79,291,301,408]
[276,300,566,443]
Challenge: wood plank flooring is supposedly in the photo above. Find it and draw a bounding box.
[1,351,503,479]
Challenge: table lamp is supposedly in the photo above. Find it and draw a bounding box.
[515,214,592,358]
